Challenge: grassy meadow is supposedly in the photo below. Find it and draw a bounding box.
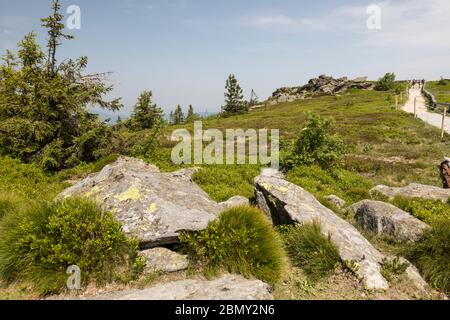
[426,80,450,104]
[1,86,450,299]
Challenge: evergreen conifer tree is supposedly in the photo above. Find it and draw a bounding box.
[222,74,247,116]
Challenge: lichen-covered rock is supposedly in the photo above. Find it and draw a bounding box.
[218,196,250,211]
[57,156,220,247]
[351,200,429,242]
[254,171,389,290]
[141,248,189,273]
[97,275,273,300]
[325,195,346,208]
[370,183,450,202]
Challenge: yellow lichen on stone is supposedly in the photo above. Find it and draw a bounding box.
[260,183,272,190]
[85,186,101,198]
[278,186,288,193]
[115,187,142,202]
[148,203,157,213]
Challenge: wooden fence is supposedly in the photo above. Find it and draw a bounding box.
[422,83,449,139]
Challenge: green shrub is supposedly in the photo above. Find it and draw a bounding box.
[375,72,396,91]
[282,223,340,282]
[179,205,285,285]
[392,196,450,224]
[403,218,450,294]
[281,114,345,171]
[0,198,141,295]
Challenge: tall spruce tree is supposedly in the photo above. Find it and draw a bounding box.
[186,104,197,123]
[0,0,122,170]
[222,74,247,116]
[172,105,185,125]
[131,90,164,130]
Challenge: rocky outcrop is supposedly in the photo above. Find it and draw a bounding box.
[350,200,429,242]
[57,156,220,248]
[254,171,389,290]
[94,275,273,300]
[141,248,189,274]
[370,183,450,202]
[325,195,346,209]
[266,75,373,106]
[218,196,250,211]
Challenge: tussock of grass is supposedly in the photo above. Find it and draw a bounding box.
[380,256,409,282]
[403,218,450,294]
[0,198,142,296]
[281,223,340,283]
[179,205,285,285]
[0,194,18,219]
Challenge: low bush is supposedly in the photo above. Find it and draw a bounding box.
[281,223,340,283]
[281,114,345,171]
[0,198,142,295]
[392,196,450,224]
[375,72,396,91]
[179,205,285,285]
[403,218,450,294]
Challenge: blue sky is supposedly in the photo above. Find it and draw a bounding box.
[1,0,450,119]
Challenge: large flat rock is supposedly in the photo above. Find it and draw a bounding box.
[94,275,273,300]
[57,156,220,247]
[370,183,450,202]
[349,200,429,242]
[254,172,389,290]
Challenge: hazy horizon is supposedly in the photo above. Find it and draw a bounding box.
[1,0,449,120]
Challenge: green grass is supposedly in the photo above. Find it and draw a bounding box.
[426,81,450,104]
[0,156,65,201]
[0,193,18,220]
[285,165,373,206]
[0,198,142,296]
[380,256,409,282]
[192,164,261,202]
[281,223,340,283]
[403,218,450,294]
[179,205,286,285]
[152,88,449,200]
[392,196,450,224]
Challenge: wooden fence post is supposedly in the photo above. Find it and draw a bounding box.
[442,106,447,140]
[395,95,398,109]
[414,97,417,117]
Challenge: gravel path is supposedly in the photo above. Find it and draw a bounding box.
[402,87,450,135]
